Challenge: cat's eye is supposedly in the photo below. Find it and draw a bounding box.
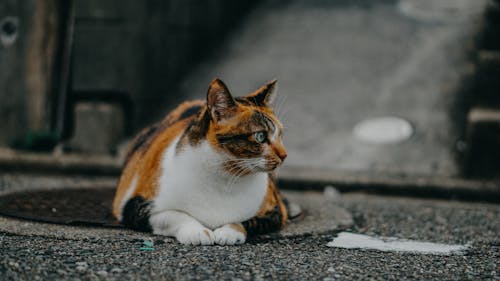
[254,131,267,143]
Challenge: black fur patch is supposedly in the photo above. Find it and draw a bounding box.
[179,105,202,120]
[187,109,211,145]
[121,196,152,232]
[251,111,275,132]
[242,206,282,237]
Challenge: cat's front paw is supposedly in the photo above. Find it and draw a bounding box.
[214,223,247,245]
[176,223,215,245]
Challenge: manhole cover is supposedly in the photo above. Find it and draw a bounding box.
[0,189,353,238]
[0,188,121,227]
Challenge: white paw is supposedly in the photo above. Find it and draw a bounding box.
[214,224,246,245]
[176,223,215,245]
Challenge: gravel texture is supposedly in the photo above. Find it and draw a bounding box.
[1,192,499,281]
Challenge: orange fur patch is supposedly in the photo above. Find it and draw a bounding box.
[112,153,140,218]
[257,177,288,227]
[113,118,193,218]
[229,223,247,236]
[133,119,192,199]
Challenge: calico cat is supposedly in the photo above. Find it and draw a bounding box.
[112,79,289,245]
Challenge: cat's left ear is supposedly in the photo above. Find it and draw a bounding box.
[207,78,237,121]
[245,79,277,107]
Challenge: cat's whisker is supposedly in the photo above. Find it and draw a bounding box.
[278,108,291,125]
[225,163,245,177]
[226,159,262,184]
[226,164,253,192]
[276,98,290,120]
[226,158,262,169]
[274,94,287,120]
[244,159,264,173]
[230,168,247,186]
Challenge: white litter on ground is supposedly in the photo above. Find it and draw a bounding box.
[327,232,468,255]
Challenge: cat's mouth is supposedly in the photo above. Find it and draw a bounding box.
[256,166,279,173]
[222,158,282,175]
[258,159,283,172]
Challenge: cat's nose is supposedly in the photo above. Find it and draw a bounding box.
[278,151,288,161]
[277,150,287,161]
[273,143,287,162]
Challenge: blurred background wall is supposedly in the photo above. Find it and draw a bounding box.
[0,0,64,147]
[0,0,499,180]
[0,0,257,150]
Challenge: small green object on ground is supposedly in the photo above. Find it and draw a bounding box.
[140,239,154,251]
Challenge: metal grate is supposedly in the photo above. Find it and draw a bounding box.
[0,188,122,228]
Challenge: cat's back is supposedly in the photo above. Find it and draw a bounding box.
[124,100,204,163]
[112,100,204,219]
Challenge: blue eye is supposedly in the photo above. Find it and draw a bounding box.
[254,131,267,143]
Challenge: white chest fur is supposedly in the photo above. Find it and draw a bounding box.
[152,138,268,229]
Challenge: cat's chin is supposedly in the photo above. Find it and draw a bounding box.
[255,165,281,173]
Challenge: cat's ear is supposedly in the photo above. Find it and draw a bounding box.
[207,78,237,121]
[245,79,277,107]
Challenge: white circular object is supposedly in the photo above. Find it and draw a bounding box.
[353,117,413,145]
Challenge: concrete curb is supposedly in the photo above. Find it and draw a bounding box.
[278,166,500,203]
[0,147,499,203]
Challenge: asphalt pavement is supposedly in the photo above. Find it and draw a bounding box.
[1,191,498,280]
[1,1,498,280]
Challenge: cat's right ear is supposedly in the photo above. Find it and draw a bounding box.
[207,78,237,121]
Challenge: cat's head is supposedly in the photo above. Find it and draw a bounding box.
[205,78,287,175]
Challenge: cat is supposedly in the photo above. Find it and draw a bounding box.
[112,78,289,245]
